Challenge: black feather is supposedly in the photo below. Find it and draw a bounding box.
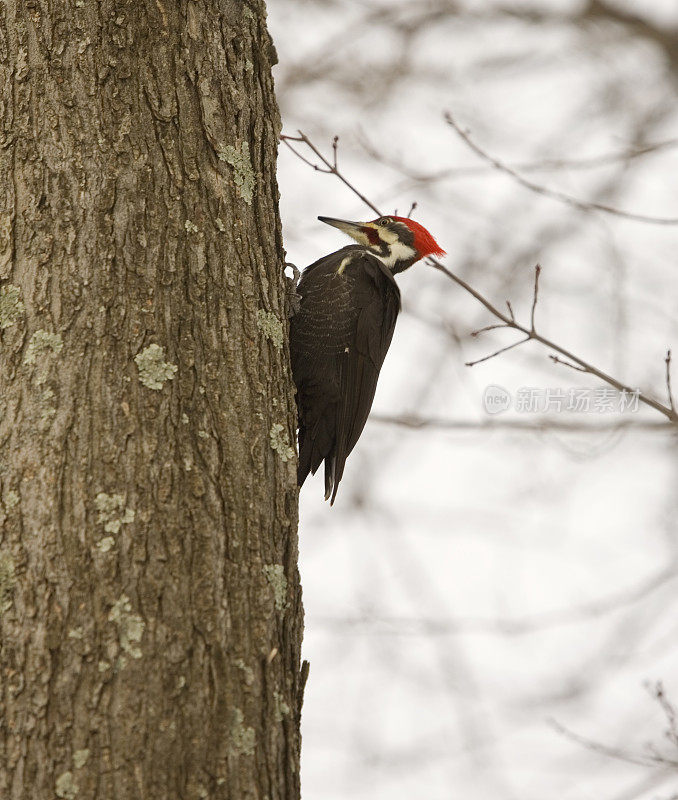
[290,246,400,504]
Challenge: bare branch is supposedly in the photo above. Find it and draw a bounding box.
[283,131,382,217]
[444,112,678,226]
[357,128,678,183]
[370,414,671,432]
[280,130,678,424]
[550,718,678,769]
[552,683,678,774]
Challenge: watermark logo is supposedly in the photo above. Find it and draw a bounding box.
[482,386,640,415]
[482,385,512,414]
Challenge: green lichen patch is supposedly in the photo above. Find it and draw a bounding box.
[235,658,255,686]
[73,749,90,770]
[95,536,115,553]
[24,329,63,365]
[55,771,78,800]
[0,284,24,329]
[215,217,226,233]
[184,219,199,234]
[108,594,145,661]
[4,490,19,510]
[218,141,255,205]
[135,343,178,391]
[0,553,15,614]
[231,708,255,756]
[263,564,287,611]
[256,310,284,350]
[94,492,134,535]
[273,690,290,722]
[269,424,295,462]
[39,387,56,426]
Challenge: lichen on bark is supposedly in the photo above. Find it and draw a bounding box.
[218,141,256,204]
[0,284,24,329]
[24,330,63,365]
[134,343,178,390]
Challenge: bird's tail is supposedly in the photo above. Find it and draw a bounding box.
[297,425,312,488]
[298,418,342,504]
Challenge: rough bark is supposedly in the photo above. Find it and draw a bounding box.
[0,1,303,798]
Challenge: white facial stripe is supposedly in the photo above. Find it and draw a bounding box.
[349,230,371,247]
[376,226,399,245]
[371,239,416,268]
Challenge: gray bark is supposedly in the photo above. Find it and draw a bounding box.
[0,1,303,798]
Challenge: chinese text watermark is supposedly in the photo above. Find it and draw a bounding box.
[482,385,640,415]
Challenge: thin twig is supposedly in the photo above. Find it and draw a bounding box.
[647,681,678,750]
[279,131,678,424]
[666,350,676,415]
[445,112,678,227]
[550,355,589,373]
[331,135,339,170]
[465,336,531,367]
[471,323,511,337]
[280,136,332,173]
[530,264,541,332]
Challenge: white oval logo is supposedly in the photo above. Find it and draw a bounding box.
[482,385,511,415]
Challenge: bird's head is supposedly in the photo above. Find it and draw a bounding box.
[318,214,445,273]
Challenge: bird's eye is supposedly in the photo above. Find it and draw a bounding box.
[378,218,389,226]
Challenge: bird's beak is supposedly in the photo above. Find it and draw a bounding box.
[318,216,372,245]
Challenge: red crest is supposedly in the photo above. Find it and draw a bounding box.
[383,216,445,258]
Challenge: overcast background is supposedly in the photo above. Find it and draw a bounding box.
[268,2,678,798]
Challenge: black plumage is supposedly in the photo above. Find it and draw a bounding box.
[290,245,401,504]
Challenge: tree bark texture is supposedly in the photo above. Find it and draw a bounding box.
[0,1,303,798]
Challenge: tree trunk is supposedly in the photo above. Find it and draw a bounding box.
[0,2,303,798]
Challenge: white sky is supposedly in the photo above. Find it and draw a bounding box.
[269,1,678,797]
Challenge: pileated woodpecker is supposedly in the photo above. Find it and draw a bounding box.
[290,214,445,504]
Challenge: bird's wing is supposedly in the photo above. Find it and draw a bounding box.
[290,248,400,504]
[330,255,400,502]
[291,248,359,489]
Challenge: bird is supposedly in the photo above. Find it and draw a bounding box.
[289,214,445,504]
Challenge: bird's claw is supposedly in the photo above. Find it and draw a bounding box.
[285,262,302,317]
